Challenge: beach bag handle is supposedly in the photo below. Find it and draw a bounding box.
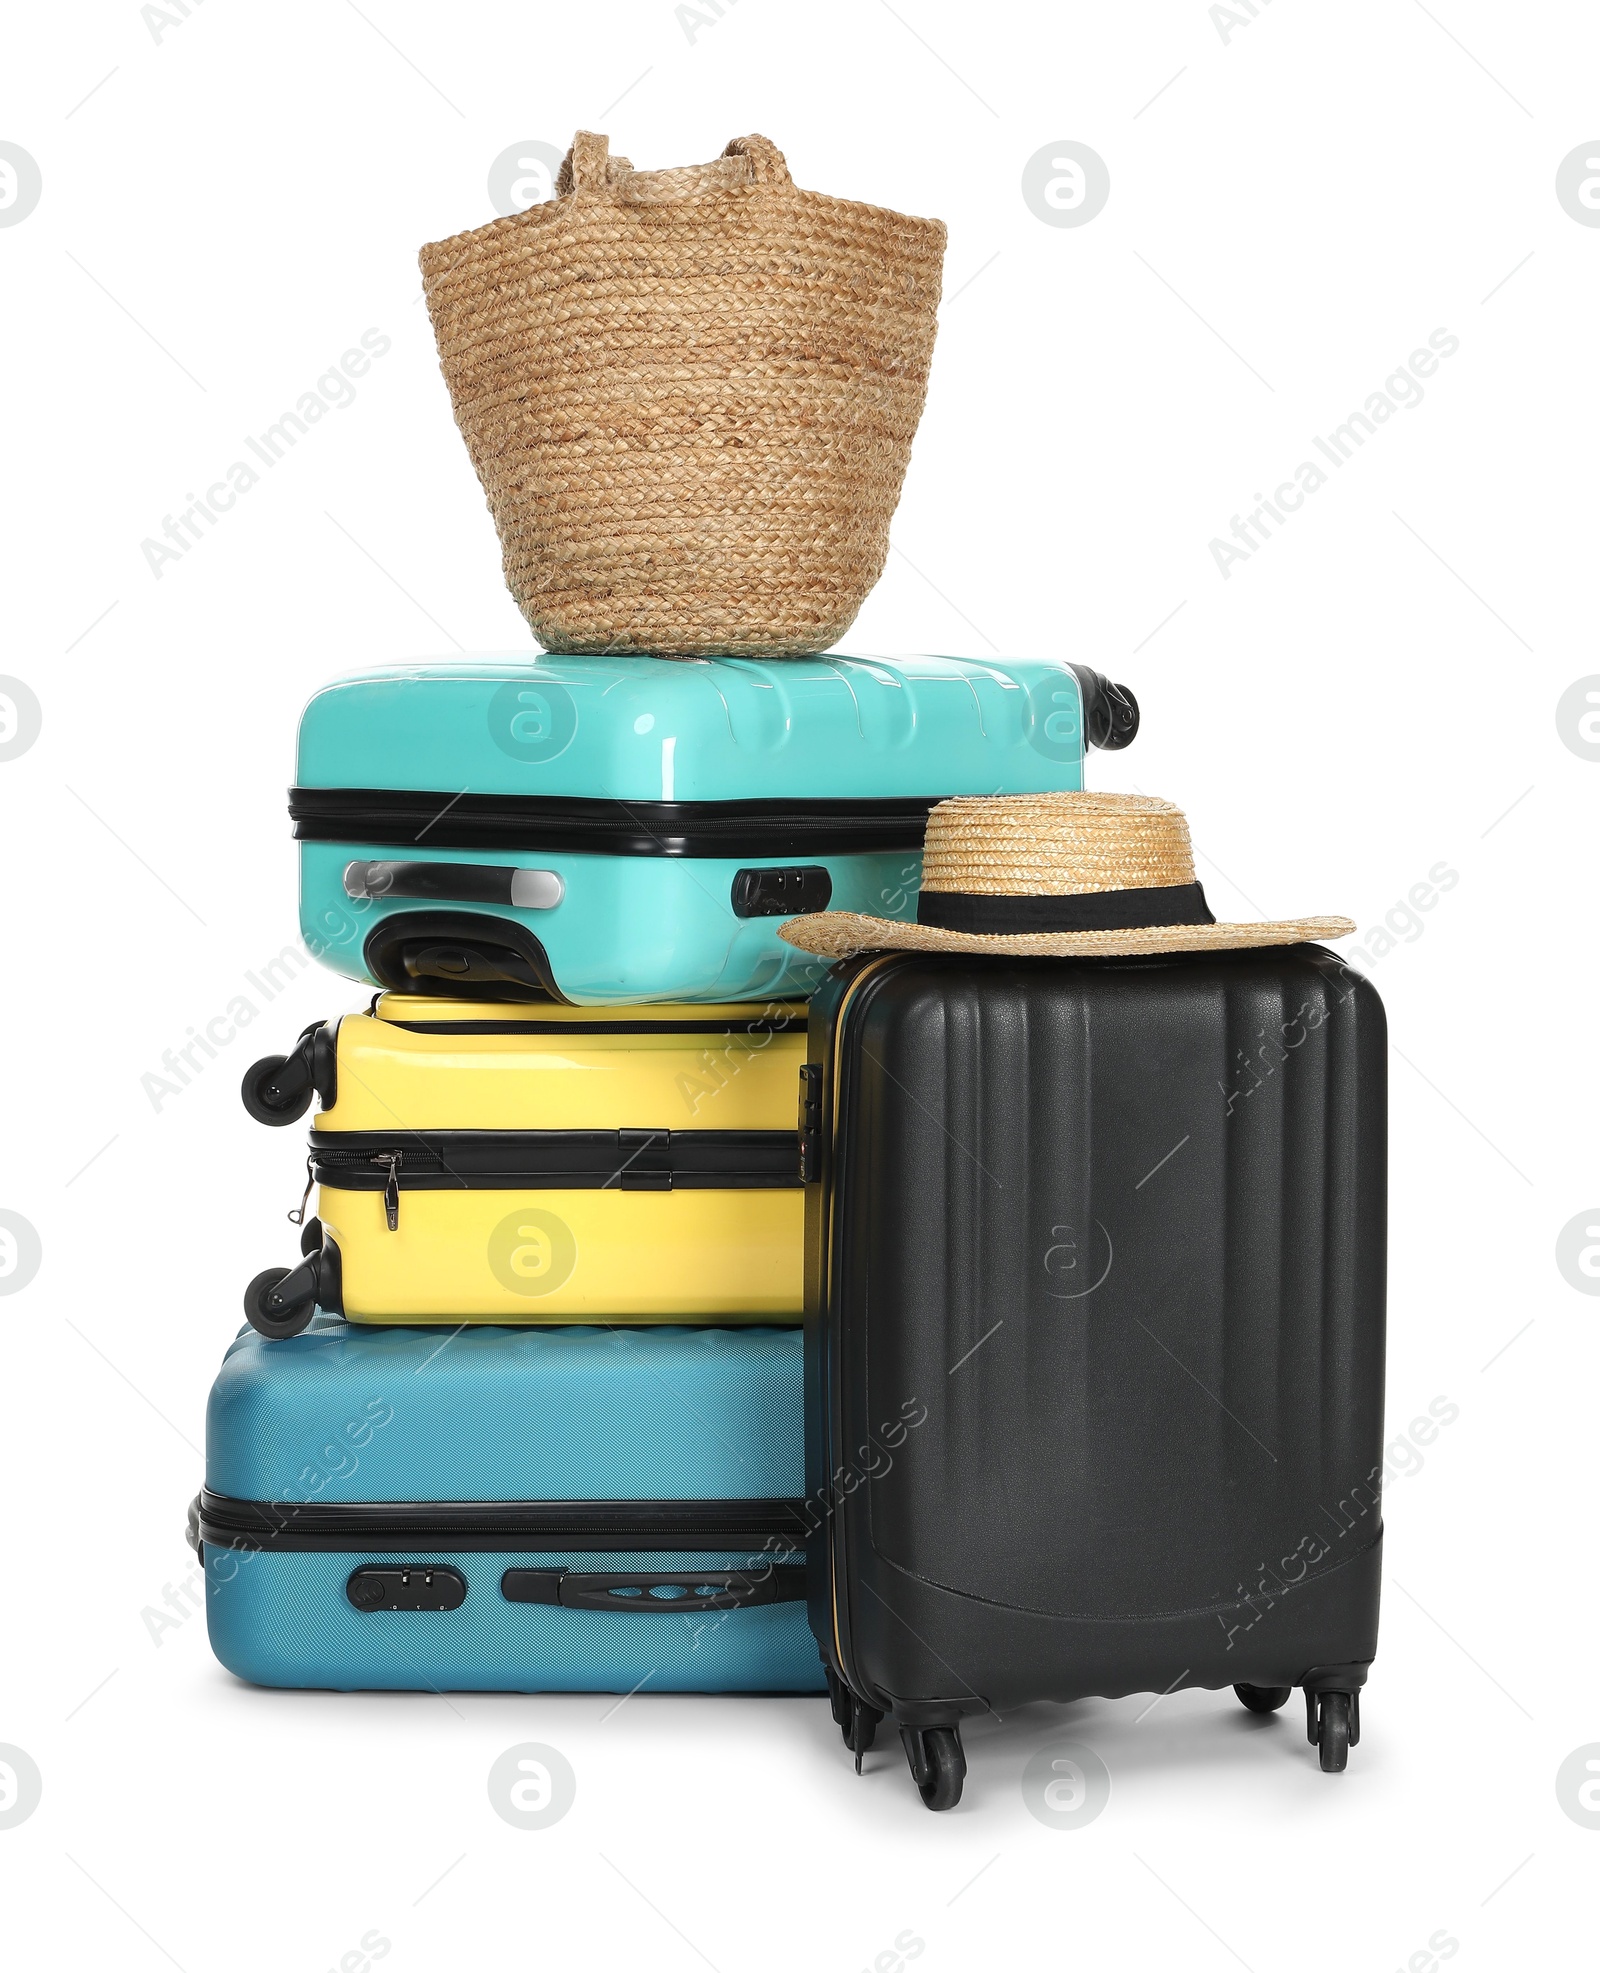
[556,129,792,203]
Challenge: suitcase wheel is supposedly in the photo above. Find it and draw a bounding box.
[900,1724,965,1812]
[1234,1683,1293,1714]
[298,1215,323,1259]
[845,1695,882,1769]
[243,1262,318,1340]
[1304,1689,1359,1772]
[824,1665,883,1768]
[240,1053,313,1126]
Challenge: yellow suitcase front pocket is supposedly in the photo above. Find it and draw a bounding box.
[318,1184,803,1322]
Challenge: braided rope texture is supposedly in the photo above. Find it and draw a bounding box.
[420,132,947,657]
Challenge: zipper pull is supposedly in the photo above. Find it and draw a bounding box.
[287,1156,314,1226]
[373,1150,402,1231]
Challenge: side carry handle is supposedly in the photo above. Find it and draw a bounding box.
[500,1567,806,1611]
[344,860,564,911]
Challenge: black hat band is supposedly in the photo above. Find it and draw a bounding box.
[915,881,1215,936]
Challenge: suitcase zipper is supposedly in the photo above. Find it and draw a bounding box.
[375,1151,401,1230]
[293,1146,411,1229]
[289,787,941,858]
[288,1155,315,1227]
[194,1489,810,1554]
[309,1129,802,1226]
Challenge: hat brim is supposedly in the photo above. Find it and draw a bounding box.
[778,912,1357,961]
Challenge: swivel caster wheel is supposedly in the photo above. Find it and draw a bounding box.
[243,1261,318,1340]
[240,1053,313,1125]
[1304,1689,1360,1772]
[824,1664,882,1767]
[900,1724,965,1811]
[1234,1683,1293,1713]
[845,1698,881,1766]
[825,1663,850,1732]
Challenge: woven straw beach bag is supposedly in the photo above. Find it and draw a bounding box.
[420,131,946,657]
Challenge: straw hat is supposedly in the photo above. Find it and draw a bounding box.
[778,793,1355,960]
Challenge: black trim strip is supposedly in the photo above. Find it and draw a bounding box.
[290,787,939,858]
[916,880,1215,936]
[197,1489,811,1555]
[309,1128,802,1191]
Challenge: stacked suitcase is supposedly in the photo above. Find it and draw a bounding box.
[193,655,1144,1721]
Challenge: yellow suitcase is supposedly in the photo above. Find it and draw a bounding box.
[241,997,804,1334]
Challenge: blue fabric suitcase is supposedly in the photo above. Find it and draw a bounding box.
[192,1317,823,1694]
[292,653,1137,1005]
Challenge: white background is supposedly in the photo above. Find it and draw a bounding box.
[2,1,1596,1966]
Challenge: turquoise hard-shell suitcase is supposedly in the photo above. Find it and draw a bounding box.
[193,1317,824,1694]
[292,654,1137,1005]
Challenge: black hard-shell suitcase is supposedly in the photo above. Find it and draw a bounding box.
[802,945,1386,1808]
